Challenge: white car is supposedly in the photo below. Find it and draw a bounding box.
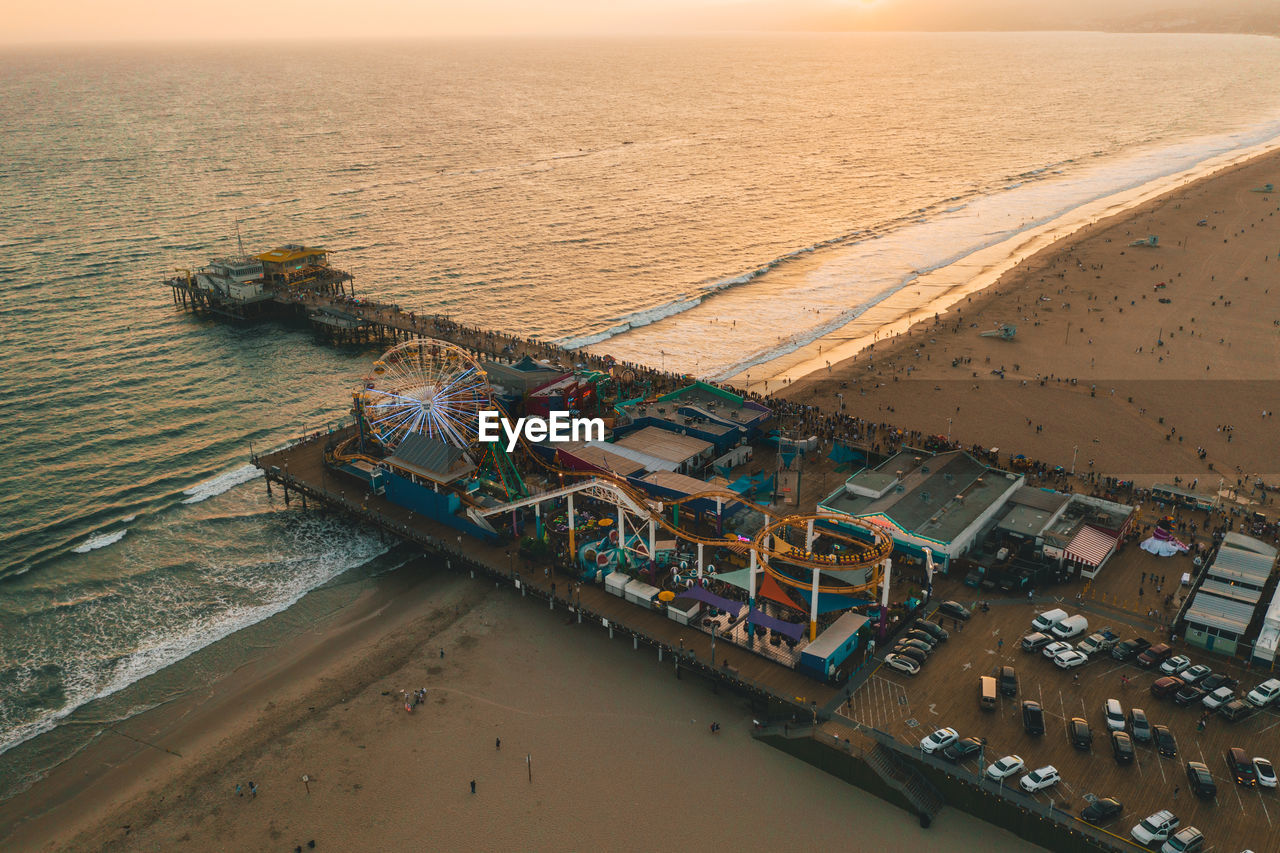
[1131,810,1180,844]
[1255,757,1277,789]
[1043,641,1073,659]
[986,754,1024,780]
[920,727,959,754]
[1201,686,1234,710]
[884,653,920,675]
[1246,678,1280,707]
[1019,765,1060,792]
[1054,650,1089,669]
[1160,655,1192,676]
[1180,665,1211,684]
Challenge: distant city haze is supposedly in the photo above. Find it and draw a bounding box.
[6,0,1278,44]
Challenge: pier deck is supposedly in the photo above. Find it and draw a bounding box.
[256,435,837,712]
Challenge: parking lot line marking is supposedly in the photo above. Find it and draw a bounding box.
[1257,788,1272,827]
[1257,716,1280,734]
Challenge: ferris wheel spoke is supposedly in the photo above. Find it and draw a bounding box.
[373,406,420,438]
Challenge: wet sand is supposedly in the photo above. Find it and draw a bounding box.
[781,145,1280,486]
[1,562,1039,852]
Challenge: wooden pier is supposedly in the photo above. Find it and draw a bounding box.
[254,433,839,716]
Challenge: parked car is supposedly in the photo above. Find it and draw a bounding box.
[1154,724,1178,757]
[883,653,920,675]
[1199,673,1237,692]
[1151,676,1185,699]
[1069,716,1093,750]
[896,638,933,656]
[905,629,939,649]
[1226,747,1257,787]
[1050,614,1089,640]
[1080,797,1123,825]
[986,754,1024,781]
[1021,632,1054,652]
[1202,687,1235,711]
[1054,650,1089,670]
[1173,684,1206,706]
[1042,641,1073,659]
[1077,629,1119,657]
[1111,731,1135,764]
[1160,826,1204,853]
[1254,757,1276,789]
[1246,677,1280,707]
[1031,608,1068,633]
[1137,643,1174,668]
[942,737,984,763]
[1179,664,1211,685]
[1019,765,1060,792]
[1022,700,1045,736]
[891,645,929,666]
[1160,655,1192,676]
[1218,698,1256,722]
[1128,708,1152,743]
[919,727,959,754]
[1103,698,1126,732]
[998,665,1018,698]
[1131,810,1180,844]
[936,600,971,621]
[1113,638,1152,661]
[1185,761,1217,799]
[913,619,949,642]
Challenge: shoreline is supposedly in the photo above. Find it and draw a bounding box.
[736,131,1280,394]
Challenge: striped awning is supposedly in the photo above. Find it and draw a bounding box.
[1065,525,1119,567]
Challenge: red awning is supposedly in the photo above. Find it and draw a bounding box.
[1065,525,1119,567]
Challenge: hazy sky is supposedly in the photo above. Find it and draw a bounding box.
[3,0,1273,45]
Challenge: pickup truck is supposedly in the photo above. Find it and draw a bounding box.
[1076,629,1119,657]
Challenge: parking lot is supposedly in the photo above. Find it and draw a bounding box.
[844,589,1280,852]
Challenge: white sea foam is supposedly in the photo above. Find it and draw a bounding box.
[181,463,262,504]
[71,529,127,554]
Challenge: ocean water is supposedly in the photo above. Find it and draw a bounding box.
[3,32,1280,787]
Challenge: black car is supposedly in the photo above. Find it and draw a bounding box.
[1174,684,1207,706]
[1069,716,1093,750]
[999,665,1018,698]
[1199,673,1238,692]
[913,619,949,642]
[891,645,928,665]
[942,737,984,763]
[1226,746,1257,787]
[1154,724,1178,757]
[1022,700,1045,735]
[1185,761,1217,799]
[904,630,940,649]
[937,600,972,621]
[1080,797,1123,825]
[1110,731,1135,764]
[1112,638,1152,661]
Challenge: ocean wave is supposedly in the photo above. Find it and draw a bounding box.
[181,463,262,504]
[71,529,127,554]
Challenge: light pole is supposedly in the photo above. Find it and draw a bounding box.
[710,621,717,667]
[946,417,952,441]
[1070,444,1079,475]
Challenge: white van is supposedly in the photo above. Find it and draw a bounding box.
[1031,608,1068,633]
[1051,614,1089,640]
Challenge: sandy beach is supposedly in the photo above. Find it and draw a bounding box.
[0,559,1038,852]
[781,145,1280,486]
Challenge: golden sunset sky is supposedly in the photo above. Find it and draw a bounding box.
[3,0,1272,44]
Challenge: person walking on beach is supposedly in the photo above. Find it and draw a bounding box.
[470,780,476,794]
[236,783,243,797]
[249,781,258,798]
[496,737,501,750]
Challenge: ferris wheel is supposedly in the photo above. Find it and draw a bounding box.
[358,338,492,452]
